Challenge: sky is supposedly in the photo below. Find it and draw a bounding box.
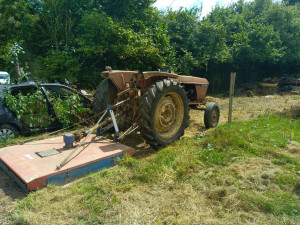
[153,0,251,16]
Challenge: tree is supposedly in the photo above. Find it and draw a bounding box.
[0,0,37,71]
[194,2,285,91]
[262,2,300,73]
[1,0,298,91]
[77,11,170,71]
[282,0,300,5]
[163,7,201,74]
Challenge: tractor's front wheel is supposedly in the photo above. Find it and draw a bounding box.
[137,79,189,149]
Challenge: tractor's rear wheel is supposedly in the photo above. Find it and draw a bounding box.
[137,79,189,149]
[93,79,118,115]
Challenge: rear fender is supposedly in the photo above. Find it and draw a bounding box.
[101,71,137,91]
[138,72,209,102]
[134,72,179,90]
[101,70,209,103]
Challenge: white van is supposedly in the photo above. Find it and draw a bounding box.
[0,71,10,84]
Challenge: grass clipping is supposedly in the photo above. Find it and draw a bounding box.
[12,115,300,225]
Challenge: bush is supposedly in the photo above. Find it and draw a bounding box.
[5,89,52,127]
[5,89,90,128]
[51,94,91,127]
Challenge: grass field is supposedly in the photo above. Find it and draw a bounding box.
[10,104,300,224]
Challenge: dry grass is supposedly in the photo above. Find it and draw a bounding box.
[7,94,300,224]
[186,94,299,137]
[99,158,294,225]
[0,170,25,225]
[12,155,300,225]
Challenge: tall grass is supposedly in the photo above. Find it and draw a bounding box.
[11,115,300,224]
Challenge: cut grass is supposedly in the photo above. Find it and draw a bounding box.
[10,114,300,224]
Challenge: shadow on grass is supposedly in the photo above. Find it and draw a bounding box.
[293,183,300,197]
[0,170,26,225]
[120,133,157,159]
[0,169,26,200]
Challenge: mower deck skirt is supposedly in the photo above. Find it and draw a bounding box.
[0,135,135,192]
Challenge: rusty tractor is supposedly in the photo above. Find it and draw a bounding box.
[93,68,220,149]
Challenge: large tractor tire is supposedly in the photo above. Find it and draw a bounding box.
[93,79,118,115]
[137,79,189,149]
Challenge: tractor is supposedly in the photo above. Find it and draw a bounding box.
[0,68,221,191]
[93,68,220,149]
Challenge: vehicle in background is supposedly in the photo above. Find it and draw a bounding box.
[0,82,92,141]
[0,71,10,85]
[278,76,300,92]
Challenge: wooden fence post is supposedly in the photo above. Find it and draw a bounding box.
[228,72,236,123]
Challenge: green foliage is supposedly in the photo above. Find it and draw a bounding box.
[4,89,90,128]
[0,43,13,70]
[4,89,52,128]
[197,3,286,87]
[262,2,300,64]
[163,8,200,53]
[98,0,157,31]
[162,8,201,74]
[0,0,37,69]
[283,0,300,5]
[77,11,171,71]
[0,0,299,90]
[38,50,81,82]
[26,0,81,54]
[9,43,32,82]
[51,94,91,127]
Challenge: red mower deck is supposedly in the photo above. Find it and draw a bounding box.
[0,135,135,192]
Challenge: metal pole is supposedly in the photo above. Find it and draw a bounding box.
[55,98,130,170]
[56,109,108,170]
[228,72,236,123]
